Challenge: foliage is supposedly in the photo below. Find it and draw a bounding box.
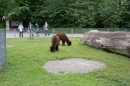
[96,0,122,28]
[1,0,130,28]
[0,0,16,15]
[0,0,17,27]
[0,38,130,86]
[121,0,130,28]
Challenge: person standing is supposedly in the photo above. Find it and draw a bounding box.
[35,23,40,37]
[43,22,50,36]
[18,23,24,38]
[28,22,34,39]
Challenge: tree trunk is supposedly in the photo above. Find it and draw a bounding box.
[80,31,130,57]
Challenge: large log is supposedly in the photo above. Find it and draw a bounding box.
[80,31,130,57]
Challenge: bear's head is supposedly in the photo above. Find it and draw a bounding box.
[50,46,55,52]
[67,41,72,46]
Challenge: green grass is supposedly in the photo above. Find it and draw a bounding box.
[0,37,130,86]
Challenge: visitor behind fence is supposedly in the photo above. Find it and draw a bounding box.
[28,22,34,39]
[18,23,24,38]
[43,22,50,36]
[35,23,40,37]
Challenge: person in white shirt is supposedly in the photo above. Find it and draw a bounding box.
[18,23,24,38]
[43,22,50,36]
[35,23,40,37]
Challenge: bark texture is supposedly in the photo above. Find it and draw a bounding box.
[80,31,130,57]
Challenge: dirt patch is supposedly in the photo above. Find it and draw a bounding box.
[43,58,106,74]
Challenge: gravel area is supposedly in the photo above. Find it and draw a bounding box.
[43,58,106,74]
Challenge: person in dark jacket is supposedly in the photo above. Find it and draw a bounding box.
[28,22,34,39]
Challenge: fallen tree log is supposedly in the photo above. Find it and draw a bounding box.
[80,31,130,57]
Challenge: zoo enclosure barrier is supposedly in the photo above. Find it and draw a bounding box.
[10,28,130,38]
[0,29,6,69]
[49,28,130,34]
[23,28,130,34]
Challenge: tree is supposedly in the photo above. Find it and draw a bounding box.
[1,0,130,28]
[96,0,122,28]
[120,0,130,28]
[0,0,17,27]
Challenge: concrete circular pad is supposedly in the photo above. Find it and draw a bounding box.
[43,58,106,74]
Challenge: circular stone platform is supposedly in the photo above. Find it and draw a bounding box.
[43,58,106,74]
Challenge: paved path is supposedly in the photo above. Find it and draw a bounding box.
[6,30,84,38]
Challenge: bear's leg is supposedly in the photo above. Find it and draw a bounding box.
[62,40,65,46]
[56,45,59,51]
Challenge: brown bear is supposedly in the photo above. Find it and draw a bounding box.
[50,35,60,52]
[56,33,71,46]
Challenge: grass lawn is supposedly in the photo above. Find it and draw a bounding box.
[0,37,130,86]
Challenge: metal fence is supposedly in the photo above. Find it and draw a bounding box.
[22,28,130,34]
[45,28,130,34]
[6,28,130,38]
[0,29,6,69]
